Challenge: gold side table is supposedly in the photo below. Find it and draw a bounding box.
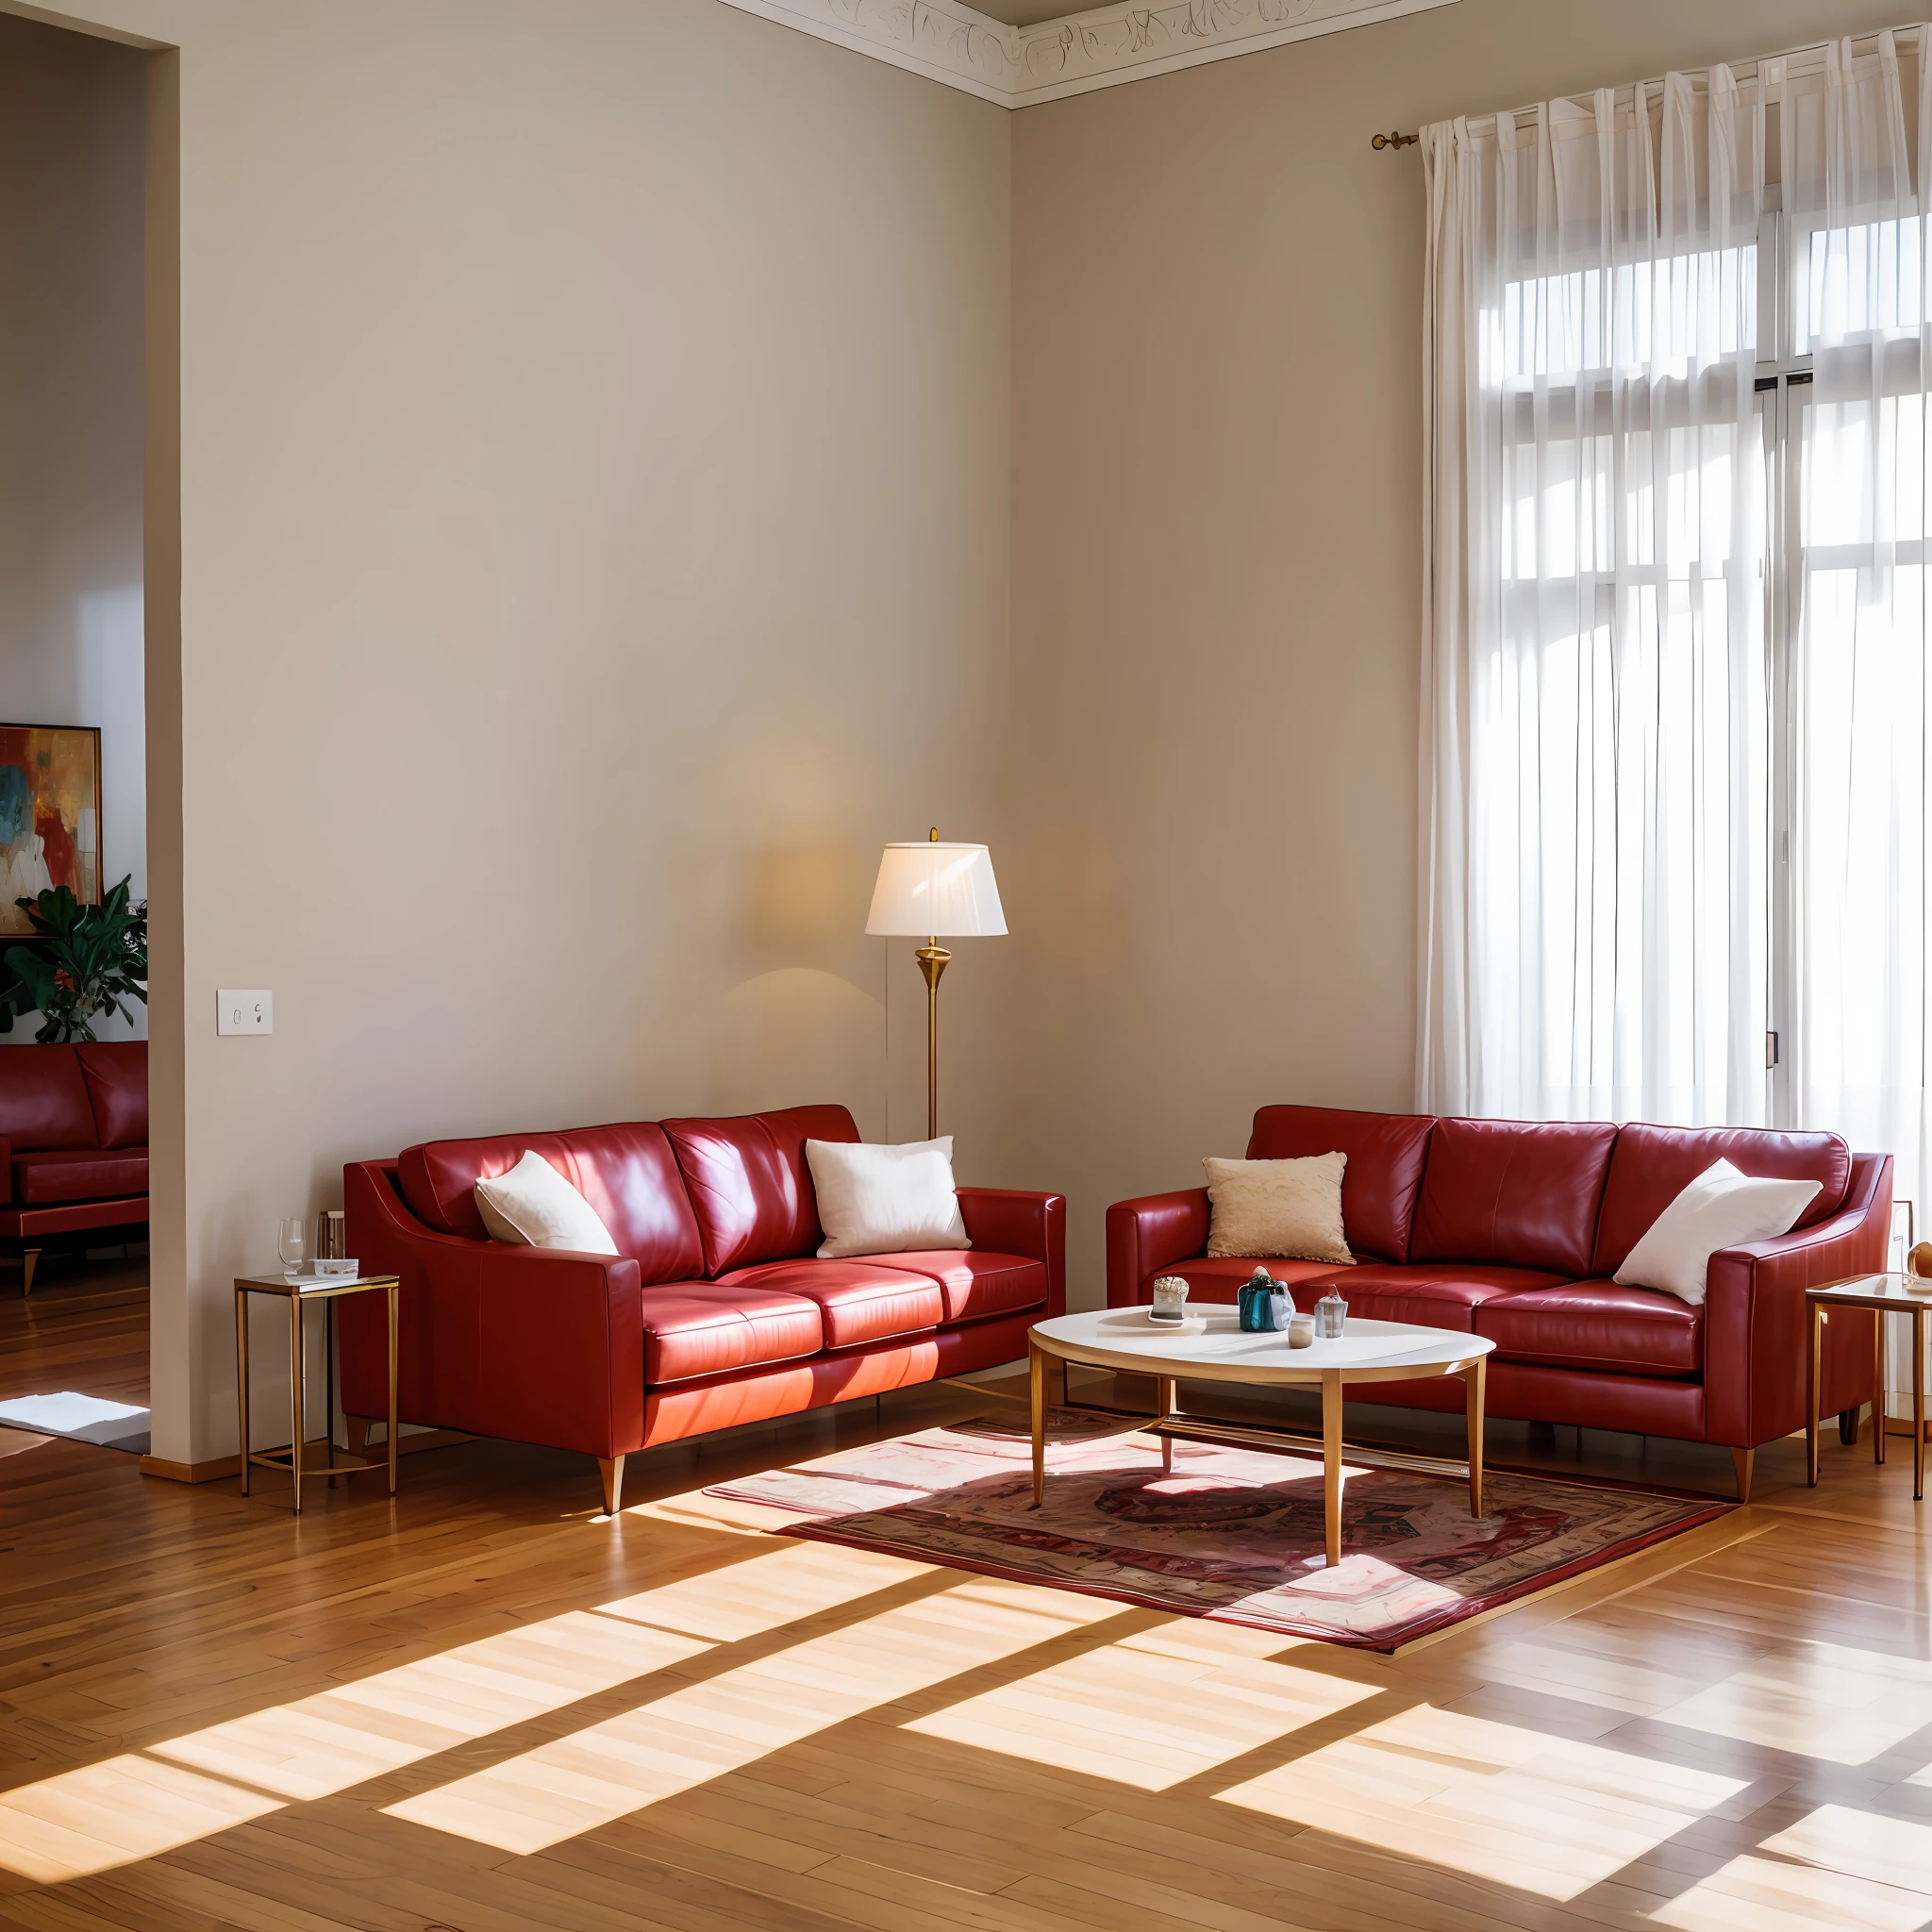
[235,1272,400,1513]
[1807,1273,1927,1502]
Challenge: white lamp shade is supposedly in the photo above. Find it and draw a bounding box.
[866,842,1007,938]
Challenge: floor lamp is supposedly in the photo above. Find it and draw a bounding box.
[866,830,1007,1140]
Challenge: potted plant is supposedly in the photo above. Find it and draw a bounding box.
[0,877,148,1043]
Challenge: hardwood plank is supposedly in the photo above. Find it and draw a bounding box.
[9,1274,1932,1931]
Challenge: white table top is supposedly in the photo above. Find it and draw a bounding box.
[1030,1307,1493,1386]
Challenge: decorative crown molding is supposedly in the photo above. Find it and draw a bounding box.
[717,0,1459,108]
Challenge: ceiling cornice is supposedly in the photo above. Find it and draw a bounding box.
[717,0,1459,108]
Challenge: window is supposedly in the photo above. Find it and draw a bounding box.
[1421,37,1932,1221]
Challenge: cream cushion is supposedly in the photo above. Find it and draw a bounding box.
[1613,1158,1821,1306]
[474,1150,619,1255]
[1203,1152,1353,1266]
[807,1136,970,1259]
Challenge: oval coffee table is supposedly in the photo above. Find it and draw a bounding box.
[1028,1307,1495,1568]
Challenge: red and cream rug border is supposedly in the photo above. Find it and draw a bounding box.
[708,1412,1736,1652]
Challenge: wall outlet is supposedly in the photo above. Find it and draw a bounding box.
[217,990,273,1036]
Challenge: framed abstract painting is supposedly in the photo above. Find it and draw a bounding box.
[0,724,101,938]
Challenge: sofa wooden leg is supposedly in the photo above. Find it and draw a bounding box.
[21,1249,38,1296]
[1839,1405,1863,1447]
[1731,1447,1755,1503]
[598,1455,625,1517]
[344,1416,373,1457]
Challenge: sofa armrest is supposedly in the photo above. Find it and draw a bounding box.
[341,1158,644,1458]
[1704,1151,1893,1448]
[0,1138,12,1207]
[957,1188,1065,1319]
[1106,1189,1210,1307]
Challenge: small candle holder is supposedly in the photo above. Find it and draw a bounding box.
[1315,1289,1348,1340]
[1149,1274,1191,1324]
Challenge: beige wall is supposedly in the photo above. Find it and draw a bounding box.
[1008,0,1911,1295]
[0,14,145,1041]
[19,0,1015,1461]
[14,0,1910,1450]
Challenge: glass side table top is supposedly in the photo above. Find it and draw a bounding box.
[1807,1272,1932,1307]
[234,1272,400,1297]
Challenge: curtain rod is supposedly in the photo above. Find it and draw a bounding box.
[1371,16,1931,151]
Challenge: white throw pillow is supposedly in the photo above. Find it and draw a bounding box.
[1613,1158,1821,1306]
[1203,1152,1353,1266]
[474,1150,619,1255]
[806,1137,970,1259]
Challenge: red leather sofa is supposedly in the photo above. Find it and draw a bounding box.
[341,1103,1065,1511]
[1108,1106,1892,1498]
[0,1042,148,1292]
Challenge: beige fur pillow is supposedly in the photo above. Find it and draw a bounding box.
[1203,1152,1353,1265]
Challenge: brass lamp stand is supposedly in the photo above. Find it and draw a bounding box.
[915,932,950,1141]
[866,826,1007,1141]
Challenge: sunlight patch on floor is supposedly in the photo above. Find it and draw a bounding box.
[1759,1804,1932,1897]
[0,1754,281,1886]
[598,1540,931,1641]
[904,1623,1381,1789]
[149,1608,708,1801]
[1463,1633,1723,1716]
[0,1540,959,1882]
[383,1574,1125,1855]
[1648,1850,1932,1931]
[0,1392,144,1431]
[1216,1701,1749,1902]
[1649,1642,1932,1765]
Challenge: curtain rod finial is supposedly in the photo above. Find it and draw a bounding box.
[1372,129,1418,151]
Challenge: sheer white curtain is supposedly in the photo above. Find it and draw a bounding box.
[1419,74,1771,1127]
[1787,40,1932,1230]
[1421,32,1932,1412]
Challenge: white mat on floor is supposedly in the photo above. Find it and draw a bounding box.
[0,1391,149,1453]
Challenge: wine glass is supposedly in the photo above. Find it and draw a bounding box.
[277,1216,304,1280]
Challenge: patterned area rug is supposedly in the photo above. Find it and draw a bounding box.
[709,1412,1734,1651]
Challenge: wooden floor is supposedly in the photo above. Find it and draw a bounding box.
[0,1280,1929,1932]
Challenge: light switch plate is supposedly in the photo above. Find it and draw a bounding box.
[217,990,273,1036]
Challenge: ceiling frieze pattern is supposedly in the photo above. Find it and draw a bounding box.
[716,0,1458,107]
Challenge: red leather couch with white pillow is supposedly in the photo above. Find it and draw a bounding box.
[340,1104,1064,1509]
[1106,1106,1890,1496]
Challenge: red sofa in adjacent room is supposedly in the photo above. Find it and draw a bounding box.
[1107,1105,1892,1498]
[341,1103,1065,1510]
[0,1041,148,1292]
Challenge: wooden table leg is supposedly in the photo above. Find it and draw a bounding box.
[236,1289,250,1498]
[1915,1304,1925,1504]
[1465,1355,1486,1518]
[1322,1370,1343,1568]
[1029,1341,1047,1509]
[1807,1301,1824,1487]
[1875,1308,1888,1466]
[1158,1375,1175,1474]
[387,1283,399,1498]
[289,1295,305,1517]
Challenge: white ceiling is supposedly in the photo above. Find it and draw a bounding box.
[718,0,1461,109]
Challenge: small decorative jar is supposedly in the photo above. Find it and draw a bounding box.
[1315,1289,1348,1340]
[1286,1311,1316,1348]
[1238,1267,1281,1332]
[1149,1274,1191,1324]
